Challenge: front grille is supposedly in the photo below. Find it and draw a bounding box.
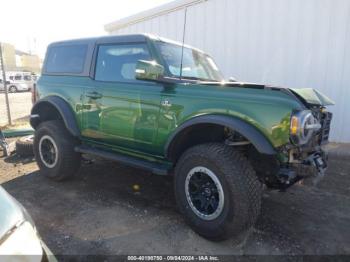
[320,112,332,144]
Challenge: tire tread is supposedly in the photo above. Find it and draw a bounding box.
[33,120,81,181]
[175,143,262,240]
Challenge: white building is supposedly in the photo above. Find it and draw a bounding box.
[105,0,350,143]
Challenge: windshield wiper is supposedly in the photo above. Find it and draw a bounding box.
[181,76,218,82]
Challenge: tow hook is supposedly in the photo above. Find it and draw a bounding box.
[304,152,327,172]
[303,152,328,185]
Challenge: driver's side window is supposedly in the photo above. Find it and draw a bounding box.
[95,43,151,82]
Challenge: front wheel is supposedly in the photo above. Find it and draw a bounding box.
[33,120,81,181]
[9,86,17,93]
[174,143,262,241]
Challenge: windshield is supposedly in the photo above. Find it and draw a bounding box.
[157,41,224,82]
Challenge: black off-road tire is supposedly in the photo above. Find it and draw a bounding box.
[174,143,262,241]
[16,135,34,156]
[33,120,81,181]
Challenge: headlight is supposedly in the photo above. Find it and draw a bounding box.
[0,221,43,258]
[290,110,321,145]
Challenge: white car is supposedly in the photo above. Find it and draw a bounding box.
[9,82,31,92]
[0,186,56,261]
[0,81,30,92]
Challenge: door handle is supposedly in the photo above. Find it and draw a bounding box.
[161,99,172,107]
[86,91,102,99]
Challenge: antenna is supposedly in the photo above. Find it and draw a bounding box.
[179,7,188,80]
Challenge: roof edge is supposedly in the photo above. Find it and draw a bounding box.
[104,0,206,33]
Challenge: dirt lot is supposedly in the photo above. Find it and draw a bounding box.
[0,92,32,126]
[0,142,350,256]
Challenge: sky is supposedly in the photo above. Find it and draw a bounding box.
[0,0,173,58]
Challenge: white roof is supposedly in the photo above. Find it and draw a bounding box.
[105,0,204,32]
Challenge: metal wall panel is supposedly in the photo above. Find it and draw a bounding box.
[109,0,350,142]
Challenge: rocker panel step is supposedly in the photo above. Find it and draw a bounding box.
[75,145,170,176]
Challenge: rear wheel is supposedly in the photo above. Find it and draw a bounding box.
[33,120,81,181]
[174,143,262,241]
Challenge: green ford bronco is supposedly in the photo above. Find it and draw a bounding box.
[31,34,334,241]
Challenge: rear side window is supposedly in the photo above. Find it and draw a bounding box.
[95,43,151,82]
[45,44,87,74]
[24,75,32,81]
[14,75,22,80]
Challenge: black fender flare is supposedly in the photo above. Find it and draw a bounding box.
[165,114,276,158]
[30,96,80,137]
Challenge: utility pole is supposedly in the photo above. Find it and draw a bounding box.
[0,42,12,126]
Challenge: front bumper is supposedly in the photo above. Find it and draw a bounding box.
[269,109,332,189]
[277,148,328,188]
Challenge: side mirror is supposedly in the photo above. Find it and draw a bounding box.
[135,60,164,81]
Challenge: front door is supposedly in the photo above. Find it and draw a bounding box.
[82,42,163,155]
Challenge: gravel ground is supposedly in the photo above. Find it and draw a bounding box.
[0,92,32,126]
[0,143,349,256]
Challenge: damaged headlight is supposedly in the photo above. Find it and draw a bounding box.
[290,110,321,145]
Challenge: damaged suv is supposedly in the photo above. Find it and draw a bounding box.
[30,34,334,241]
